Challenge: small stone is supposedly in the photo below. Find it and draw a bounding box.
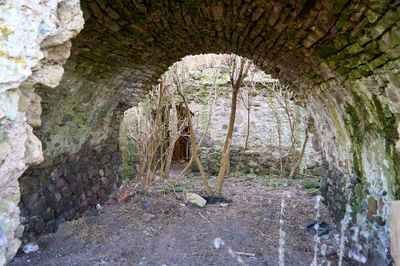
[54,191,62,202]
[375,216,386,226]
[91,184,100,194]
[143,214,156,221]
[186,193,207,207]
[248,256,258,262]
[30,198,47,216]
[23,192,39,209]
[23,243,39,254]
[60,186,72,198]
[367,212,374,222]
[136,189,145,195]
[104,167,112,177]
[99,169,104,177]
[224,198,233,203]
[56,178,67,189]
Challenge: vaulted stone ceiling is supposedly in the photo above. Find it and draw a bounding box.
[39,0,400,163]
[73,0,351,92]
[72,0,398,87]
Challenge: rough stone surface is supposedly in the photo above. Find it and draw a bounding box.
[186,193,207,208]
[390,200,400,265]
[19,139,121,241]
[0,0,84,263]
[1,0,400,264]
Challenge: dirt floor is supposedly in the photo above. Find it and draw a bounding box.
[10,172,348,266]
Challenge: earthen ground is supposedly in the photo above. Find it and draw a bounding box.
[10,172,348,266]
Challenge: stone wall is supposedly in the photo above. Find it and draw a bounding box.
[183,59,322,175]
[18,74,127,243]
[0,0,83,263]
[1,0,400,264]
[321,161,394,264]
[309,76,400,263]
[19,139,121,241]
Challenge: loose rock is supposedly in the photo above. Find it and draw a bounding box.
[186,193,207,207]
[22,243,39,254]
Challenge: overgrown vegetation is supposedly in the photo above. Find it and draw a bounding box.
[124,54,318,195]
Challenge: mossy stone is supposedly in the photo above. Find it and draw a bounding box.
[307,188,319,195]
[365,9,381,24]
[300,179,320,189]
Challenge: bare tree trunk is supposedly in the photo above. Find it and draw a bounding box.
[164,93,178,178]
[144,83,165,193]
[216,55,251,195]
[226,156,231,176]
[262,95,283,178]
[216,85,239,195]
[263,82,302,179]
[174,96,214,184]
[235,87,252,177]
[288,129,309,178]
[138,158,146,178]
[174,67,221,184]
[282,116,297,177]
[277,118,283,178]
[176,86,214,195]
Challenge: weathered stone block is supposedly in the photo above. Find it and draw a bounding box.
[365,9,381,24]
[61,186,72,198]
[29,198,47,216]
[371,8,400,39]
[55,178,67,189]
[390,201,400,265]
[369,54,389,69]
[22,193,39,210]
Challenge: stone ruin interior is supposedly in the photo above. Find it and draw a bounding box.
[1,0,400,265]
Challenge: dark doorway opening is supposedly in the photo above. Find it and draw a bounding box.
[172,105,191,162]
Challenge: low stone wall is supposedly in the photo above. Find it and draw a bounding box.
[190,92,322,169]
[195,146,321,177]
[18,139,121,241]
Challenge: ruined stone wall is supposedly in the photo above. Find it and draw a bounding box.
[184,63,322,175]
[0,0,83,263]
[191,90,322,175]
[1,0,400,264]
[310,75,400,263]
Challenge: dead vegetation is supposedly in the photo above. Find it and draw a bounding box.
[125,54,312,196]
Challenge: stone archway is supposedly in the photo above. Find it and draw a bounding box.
[1,0,400,263]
